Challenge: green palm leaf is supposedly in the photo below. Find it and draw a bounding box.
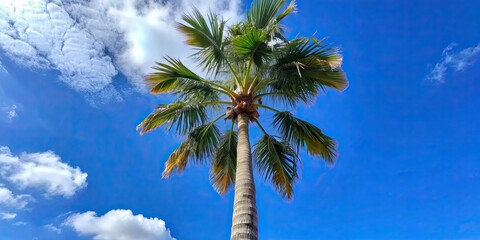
[247,0,285,29]
[232,28,270,67]
[247,0,296,42]
[276,0,297,23]
[147,57,203,94]
[254,134,299,199]
[273,111,337,163]
[176,81,220,103]
[177,9,226,74]
[264,38,348,104]
[188,123,221,161]
[137,102,207,135]
[210,130,238,195]
[163,123,221,178]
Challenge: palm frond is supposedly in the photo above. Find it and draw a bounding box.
[163,140,191,178]
[232,28,270,67]
[137,102,207,135]
[254,134,299,199]
[162,123,221,178]
[247,0,285,29]
[263,38,348,104]
[188,123,221,162]
[276,0,297,22]
[210,129,238,195]
[273,111,337,163]
[176,80,220,103]
[177,9,226,75]
[147,57,203,94]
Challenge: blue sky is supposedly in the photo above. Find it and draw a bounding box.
[1,0,480,239]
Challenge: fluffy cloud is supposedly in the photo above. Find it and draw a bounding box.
[425,43,480,83]
[0,146,87,198]
[0,185,30,209]
[65,209,176,240]
[1,212,17,220]
[0,0,242,103]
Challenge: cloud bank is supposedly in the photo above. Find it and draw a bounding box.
[0,0,242,103]
[425,43,480,83]
[66,209,176,240]
[0,146,88,198]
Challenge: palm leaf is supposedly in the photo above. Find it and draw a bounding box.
[247,0,285,29]
[247,0,295,42]
[177,9,226,74]
[163,141,191,178]
[254,134,299,199]
[264,38,348,104]
[188,123,221,161]
[232,28,270,67]
[137,102,207,135]
[163,123,221,178]
[176,81,220,103]
[210,130,237,195]
[147,57,203,94]
[276,0,297,22]
[273,111,337,163]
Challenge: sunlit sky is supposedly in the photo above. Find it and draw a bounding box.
[1,0,480,239]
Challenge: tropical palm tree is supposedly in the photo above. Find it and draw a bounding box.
[137,0,348,239]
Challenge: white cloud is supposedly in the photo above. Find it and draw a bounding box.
[12,221,27,226]
[65,209,176,240]
[1,212,17,220]
[425,43,480,83]
[0,0,242,104]
[0,59,7,73]
[6,104,16,120]
[44,223,62,234]
[0,104,17,122]
[0,185,30,209]
[0,146,88,198]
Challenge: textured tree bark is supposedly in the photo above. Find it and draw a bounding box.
[230,113,258,240]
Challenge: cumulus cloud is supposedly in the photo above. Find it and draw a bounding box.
[0,0,242,104]
[425,43,480,83]
[0,146,87,198]
[65,209,176,240]
[0,185,30,209]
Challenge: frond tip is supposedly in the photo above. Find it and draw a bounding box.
[163,141,191,178]
[162,123,221,178]
[273,111,338,163]
[254,134,300,199]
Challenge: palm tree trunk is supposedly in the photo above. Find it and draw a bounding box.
[230,113,258,240]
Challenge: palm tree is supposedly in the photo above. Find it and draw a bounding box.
[137,0,348,239]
